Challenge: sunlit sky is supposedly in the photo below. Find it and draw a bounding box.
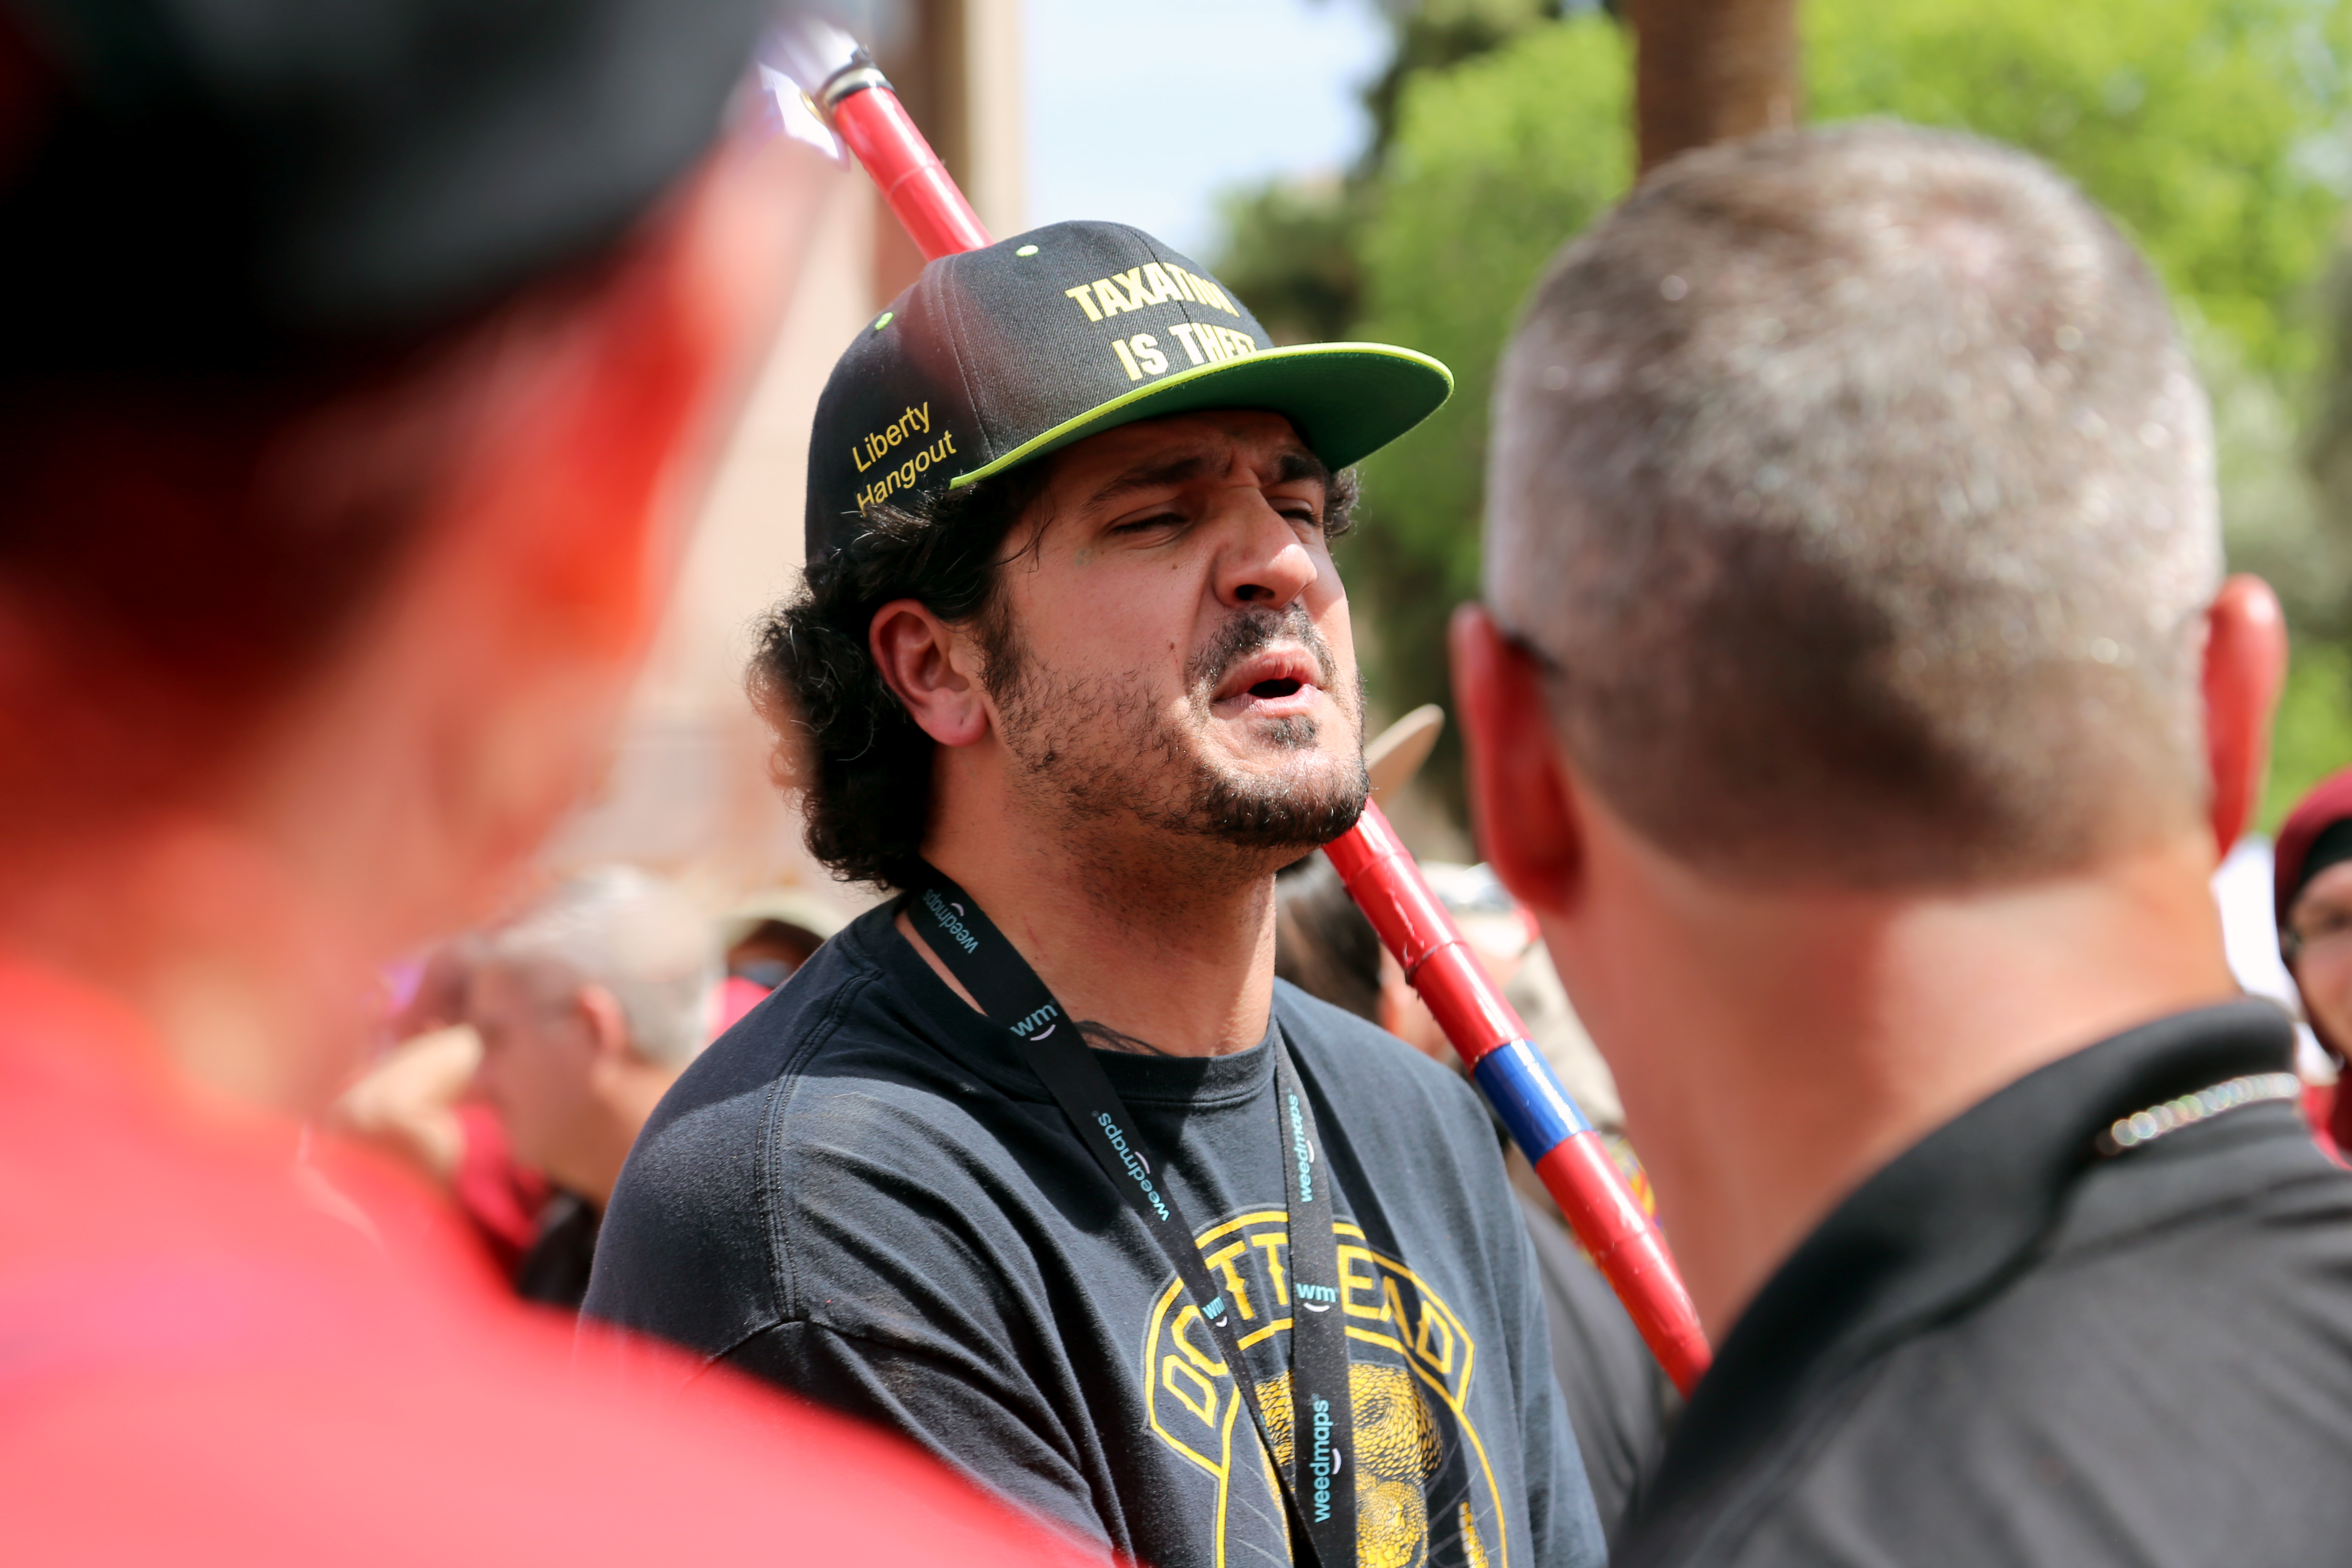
[1022,0,1388,257]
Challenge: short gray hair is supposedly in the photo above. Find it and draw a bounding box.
[1488,122,2220,888]
[481,867,717,1066]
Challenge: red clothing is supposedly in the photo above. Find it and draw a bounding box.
[2272,769,2352,1155]
[0,961,1090,1565]
[449,1100,550,1273]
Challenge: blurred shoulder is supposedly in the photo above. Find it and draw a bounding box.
[6,1253,1085,1567]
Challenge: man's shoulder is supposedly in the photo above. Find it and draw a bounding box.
[590,904,1049,1343]
[0,998,1077,1566]
[1636,1112,2352,1567]
[1728,1209,2352,1565]
[5,1210,1075,1565]
[631,902,977,1172]
[661,903,906,1099]
[1273,978,1491,1130]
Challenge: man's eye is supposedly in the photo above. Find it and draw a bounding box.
[2292,907,2352,950]
[1112,512,1182,535]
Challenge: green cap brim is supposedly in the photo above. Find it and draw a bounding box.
[948,342,1452,490]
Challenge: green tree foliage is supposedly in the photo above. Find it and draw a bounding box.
[1224,0,2352,821]
[1216,0,1557,351]
[1811,0,2352,377]
[2268,637,2352,826]
[1348,19,1631,791]
[1213,178,1363,346]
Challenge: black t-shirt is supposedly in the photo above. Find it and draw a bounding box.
[1620,1000,2352,1567]
[584,901,1604,1568]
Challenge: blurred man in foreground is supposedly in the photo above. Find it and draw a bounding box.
[0,2,1085,1560]
[471,867,716,1307]
[1457,122,2352,1564]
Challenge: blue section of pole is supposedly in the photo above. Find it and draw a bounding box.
[1470,1039,1592,1161]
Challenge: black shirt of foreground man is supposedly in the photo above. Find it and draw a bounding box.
[587,903,1601,1568]
[1620,1001,2352,1568]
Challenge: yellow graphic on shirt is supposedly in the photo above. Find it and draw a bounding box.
[1142,1211,1507,1568]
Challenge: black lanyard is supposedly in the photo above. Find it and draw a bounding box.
[906,865,1357,1568]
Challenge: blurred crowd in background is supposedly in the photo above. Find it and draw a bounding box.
[332,872,848,1312]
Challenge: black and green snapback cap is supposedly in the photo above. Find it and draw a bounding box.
[804,219,1452,562]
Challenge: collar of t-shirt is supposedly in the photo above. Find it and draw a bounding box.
[853,898,1282,1112]
[1642,997,2296,1528]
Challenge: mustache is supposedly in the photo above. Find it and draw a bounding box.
[1188,603,1339,696]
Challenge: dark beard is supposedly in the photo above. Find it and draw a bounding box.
[981,600,1369,853]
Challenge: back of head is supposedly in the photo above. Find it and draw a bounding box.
[482,867,717,1067]
[1490,122,2219,888]
[0,0,769,828]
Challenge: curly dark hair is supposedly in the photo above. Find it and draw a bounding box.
[750,458,1360,889]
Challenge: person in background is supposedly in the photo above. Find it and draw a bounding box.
[2273,767,2352,1156]
[1457,122,2352,1565]
[469,868,717,1308]
[0,0,1089,1559]
[713,885,848,1029]
[723,887,848,989]
[1275,851,1677,1544]
[1375,860,1628,1135]
[331,943,555,1274]
[1345,707,1630,1145]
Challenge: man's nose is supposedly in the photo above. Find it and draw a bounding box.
[1216,499,1318,611]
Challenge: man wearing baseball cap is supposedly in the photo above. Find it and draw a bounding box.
[0,2,1089,1561]
[587,221,1606,1568]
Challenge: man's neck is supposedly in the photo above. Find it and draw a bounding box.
[903,803,1283,1059]
[1572,830,2242,1338]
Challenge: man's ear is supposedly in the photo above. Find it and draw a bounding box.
[576,983,634,1069]
[1451,604,1583,920]
[2203,574,2288,858]
[870,599,992,748]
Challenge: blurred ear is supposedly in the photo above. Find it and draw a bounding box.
[1451,604,1584,920]
[2203,575,2288,857]
[871,599,992,748]
[576,983,633,1066]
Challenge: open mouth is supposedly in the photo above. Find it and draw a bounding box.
[1214,645,1324,710]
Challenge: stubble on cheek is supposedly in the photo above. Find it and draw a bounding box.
[988,605,1370,850]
